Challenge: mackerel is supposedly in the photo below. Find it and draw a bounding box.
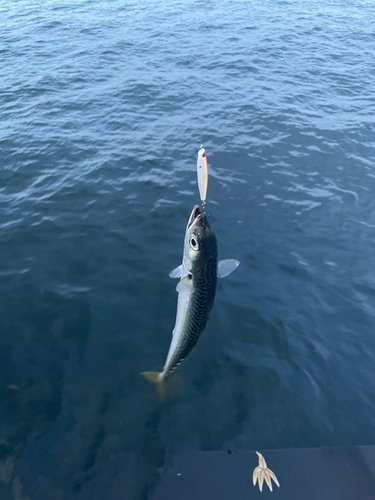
[142,205,239,396]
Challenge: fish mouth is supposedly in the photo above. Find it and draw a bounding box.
[187,205,202,229]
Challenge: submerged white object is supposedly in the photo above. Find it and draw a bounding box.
[253,451,280,492]
[197,147,208,203]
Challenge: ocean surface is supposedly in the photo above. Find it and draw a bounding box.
[1,0,375,498]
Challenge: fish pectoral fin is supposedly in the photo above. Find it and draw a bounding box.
[217,259,240,278]
[169,265,182,278]
[176,274,193,293]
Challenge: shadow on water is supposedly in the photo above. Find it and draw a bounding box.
[0,286,90,500]
[0,274,171,499]
[138,408,166,500]
[151,445,375,500]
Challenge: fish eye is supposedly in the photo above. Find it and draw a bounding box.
[190,235,199,250]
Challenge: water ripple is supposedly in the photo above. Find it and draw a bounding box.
[1,0,375,497]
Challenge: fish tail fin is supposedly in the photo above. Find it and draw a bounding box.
[141,371,166,401]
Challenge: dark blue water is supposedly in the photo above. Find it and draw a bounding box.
[1,0,375,498]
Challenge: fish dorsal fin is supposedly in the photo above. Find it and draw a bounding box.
[169,265,182,278]
[176,275,193,292]
[217,259,240,278]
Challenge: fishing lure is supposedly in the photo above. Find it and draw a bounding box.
[197,147,208,207]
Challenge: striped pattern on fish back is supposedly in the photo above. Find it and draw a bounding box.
[166,234,217,375]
